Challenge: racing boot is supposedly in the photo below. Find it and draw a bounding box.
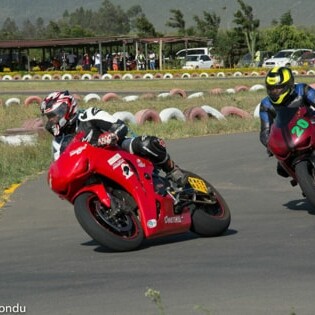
[162,158,187,187]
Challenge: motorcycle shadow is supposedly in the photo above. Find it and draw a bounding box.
[283,198,315,214]
[81,229,237,253]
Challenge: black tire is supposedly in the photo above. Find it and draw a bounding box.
[186,172,231,236]
[74,192,144,251]
[295,161,315,213]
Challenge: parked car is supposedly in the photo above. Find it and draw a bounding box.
[237,51,273,67]
[182,54,214,69]
[297,51,315,67]
[262,49,312,68]
[176,47,214,60]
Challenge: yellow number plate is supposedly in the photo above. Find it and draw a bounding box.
[188,177,208,194]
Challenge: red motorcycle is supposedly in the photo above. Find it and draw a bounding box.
[48,133,231,251]
[268,105,315,212]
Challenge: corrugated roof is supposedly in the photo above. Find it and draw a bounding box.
[0,35,208,49]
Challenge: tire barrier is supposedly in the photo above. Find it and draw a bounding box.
[122,73,133,80]
[113,74,122,80]
[184,106,208,121]
[73,74,82,80]
[135,109,161,125]
[122,95,139,102]
[143,73,154,79]
[233,71,243,77]
[216,72,225,77]
[157,92,171,98]
[187,92,204,99]
[5,97,21,107]
[42,74,52,80]
[209,88,223,95]
[24,95,42,106]
[163,73,173,79]
[101,92,120,102]
[200,72,209,78]
[2,118,44,145]
[234,85,250,92]
[52,74,61,80]
[140,93,156,100]
[32,74,41,80]
[220,106,252,119]
[112,111,137,124]
[181,73,191,79]
[22,74,32,80]
[3,70,315,82]
[225,88,236,94]
[101,73,113,80]
[81,73,92,80]
[2,75,13,80]
[170,88,187,98]
[61,73,73,80]
[83,93,101,103]
[159,107,186,123]
[73,93,82,100]
[201,105,226,120]
[249,84,265,92]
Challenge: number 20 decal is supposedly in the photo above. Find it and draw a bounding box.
[291,118,309,137]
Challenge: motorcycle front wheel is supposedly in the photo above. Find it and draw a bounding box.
[74,192,144,251]
[295,160,315,213]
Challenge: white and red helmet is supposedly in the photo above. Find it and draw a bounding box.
[41,91,77,135]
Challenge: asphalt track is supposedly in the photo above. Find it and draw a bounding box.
[1,132,315,315]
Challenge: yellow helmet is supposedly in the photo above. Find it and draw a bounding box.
[265,67,294,105]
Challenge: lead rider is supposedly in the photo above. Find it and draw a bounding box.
[40,90,186,186]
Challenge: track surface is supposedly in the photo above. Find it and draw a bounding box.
[1,132,315,315]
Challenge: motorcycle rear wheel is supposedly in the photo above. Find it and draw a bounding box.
[74,192,144,251]
[295,160,315,213]
[186,172,231,236]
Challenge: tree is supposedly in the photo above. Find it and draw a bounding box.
[233,0,260,63]
[261,25,315,52]
[127,5,143,33]
[1,18,20,39]
[193,11,221,45]
[165,9,186,35]
[96,0,130,35]
[134,14,158,37]
[280,10,294,26]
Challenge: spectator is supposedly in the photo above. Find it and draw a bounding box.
[93,50,101,73]
[82,53,91,71]
[112,53,119,71]
[67,51,77,69]
[148,51,156,70]
[136,50,145,70]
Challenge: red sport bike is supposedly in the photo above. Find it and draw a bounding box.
[268,105,315,213]
[48,133,231,251]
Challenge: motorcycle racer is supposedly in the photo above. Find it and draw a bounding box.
[40,90,186,185]
[259,66,315,177]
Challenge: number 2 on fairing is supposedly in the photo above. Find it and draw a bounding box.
[291,118,309,137]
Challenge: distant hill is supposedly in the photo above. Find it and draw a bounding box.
[1,0,315,33]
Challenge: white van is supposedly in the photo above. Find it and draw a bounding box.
[175,47,214,59]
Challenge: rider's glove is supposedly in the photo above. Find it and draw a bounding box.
[98,132,118,147]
